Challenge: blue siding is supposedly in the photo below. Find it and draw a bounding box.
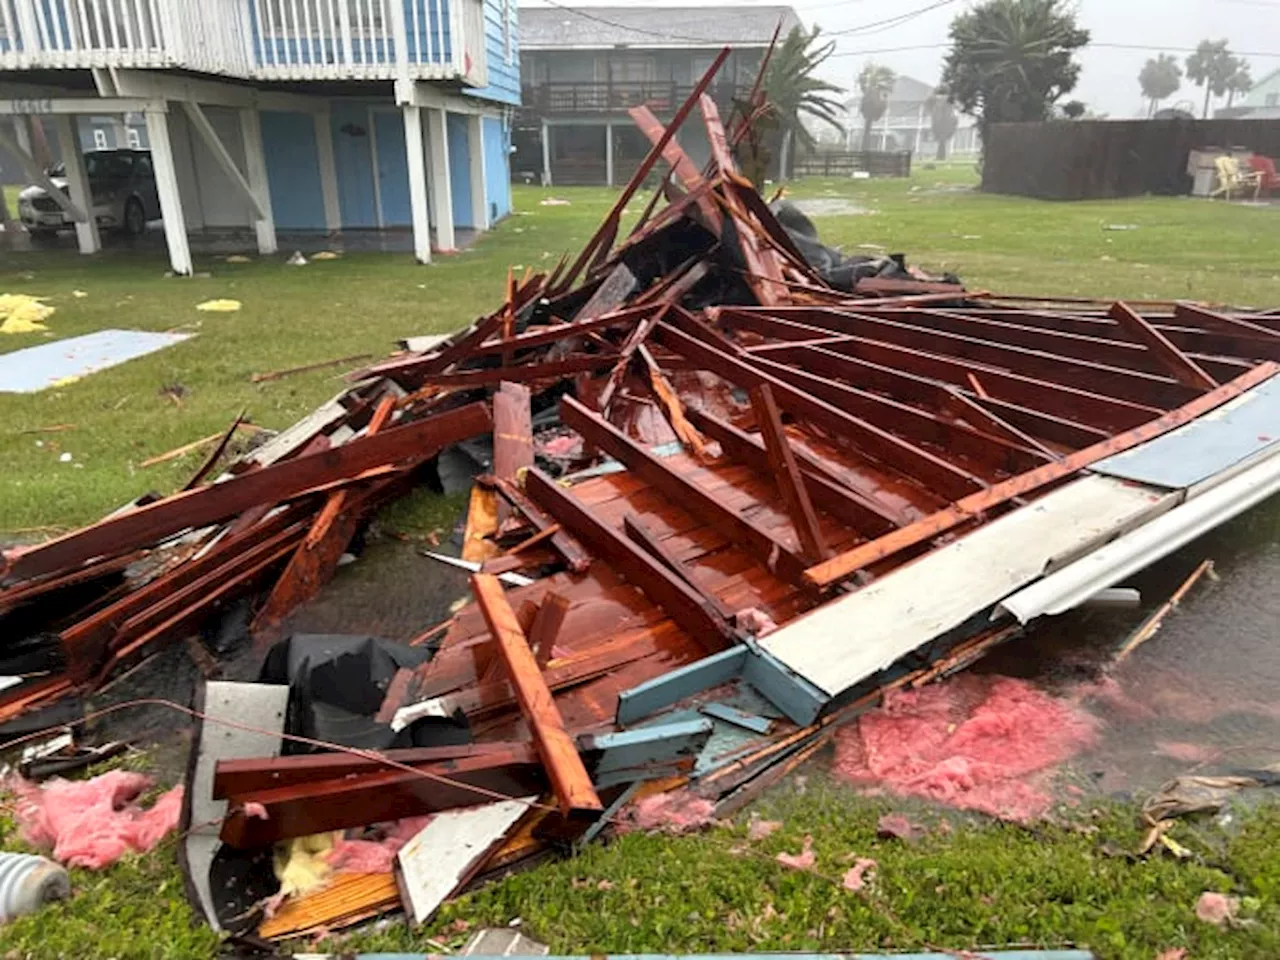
[373,110,412,226]
[483,115,511,221]
[331,103,379,228]
[249,1,449,67]
[404,0,452,65]
[465,0,519,106]
[261,111,326,230]
[447,112,472,228]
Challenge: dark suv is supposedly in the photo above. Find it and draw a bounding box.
[18,148,162,238]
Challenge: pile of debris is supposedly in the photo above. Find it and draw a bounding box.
[6,46,1280,942]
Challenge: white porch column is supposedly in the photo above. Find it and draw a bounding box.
[605,121,614,187]
[402,104,432,264]
[144,107,193,276]
[466,114,488,231]
[53,115,101,255]
[314,111,342,232]
[426,107,454,252]
[238,108,277,255]
[541,119,551,187]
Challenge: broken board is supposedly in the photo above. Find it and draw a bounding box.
[0,329,192,393]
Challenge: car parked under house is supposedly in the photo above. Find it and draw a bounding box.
[18,148,161,238]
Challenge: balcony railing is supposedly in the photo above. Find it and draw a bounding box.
[519,80,749,117]
[0,0,485,83]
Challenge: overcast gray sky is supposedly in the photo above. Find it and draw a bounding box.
[522,0,1280,117]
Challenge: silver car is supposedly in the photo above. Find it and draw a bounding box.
[18,148,162,239]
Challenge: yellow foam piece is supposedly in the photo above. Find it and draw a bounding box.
[0,293,55,334]
[195,299,242,313]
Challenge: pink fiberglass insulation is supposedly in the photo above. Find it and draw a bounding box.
[832,675,1099,822]
[617,791,717,835]
[327,816,434,874]
[9,770,184,869]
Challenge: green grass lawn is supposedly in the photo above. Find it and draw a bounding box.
[3,170,1280,959]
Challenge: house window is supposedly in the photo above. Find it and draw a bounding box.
[93,128,109,149]
[503,0,513,64]
[127,127,141,148]
[1267,93,1279,108]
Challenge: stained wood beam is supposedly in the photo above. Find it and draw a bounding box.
[528,591,572,667]
[559,396,813,588]
[420,354,620,389]
[802,360,1280,588]
[749,384,829,563]
[723,306,1201,410]
[483,474,591,574]
[493,382,534,526]
[653,322,987,501]
[2,403,491,584]
[525,468,732,650]
[760,341,1107,451]
[1174,301,1280,343]
[685,407,906,536]
[623,514,735,620]
[1109,301,1219,391]
[471,573,602,817]
[629,104,722,234]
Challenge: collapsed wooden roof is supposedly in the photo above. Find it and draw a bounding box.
[4,47,1280,932]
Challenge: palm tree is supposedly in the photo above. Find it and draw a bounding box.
[1225,58,1253,108]
[925,86,959,160]
[942,0,1090,146]
[1185,39,1235,118]
[1138,54,1182,117]
[760,26,845,179]
[857,63,896,150]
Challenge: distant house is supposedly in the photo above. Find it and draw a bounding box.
[1234,67,1280,119]
[1,0,519,271]
[840,75,978,158]
[516,4,801,185]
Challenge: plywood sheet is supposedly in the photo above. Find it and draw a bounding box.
[0,329,191,393]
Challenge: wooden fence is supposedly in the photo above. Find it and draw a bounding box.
[793,150,912,179]
[982,119,1280,200]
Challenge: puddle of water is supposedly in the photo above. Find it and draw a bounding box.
[792,198,869,217]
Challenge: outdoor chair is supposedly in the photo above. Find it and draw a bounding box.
[1247,154,1280,197]
[1211,155,1265,201]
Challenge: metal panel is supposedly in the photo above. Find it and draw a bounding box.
[183,681,289,930]
[0,330,191,393]
[1091,373,1280,489]
[761,474,1174,698]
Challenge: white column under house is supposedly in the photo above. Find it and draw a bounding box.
[314,112,342,233]
[238,108,277,255]
[426,107,454,252]
[402,104,432,264]
[53,115,101,255]
[466,114,488,231]
[541,120,552,187]
[144,107,193,276]
[605,121,614,188]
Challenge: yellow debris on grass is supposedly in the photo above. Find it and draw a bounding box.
[311,251,340,260]
[196,299,243,313]
[0,293,55,333]
[225,255,252,264]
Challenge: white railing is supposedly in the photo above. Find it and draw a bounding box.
[0,0,482,81]
[0,0,169,68]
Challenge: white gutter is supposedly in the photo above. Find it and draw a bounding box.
[996,446,1280,623]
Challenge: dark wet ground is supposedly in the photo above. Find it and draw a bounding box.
[0,223,480,257]
[982,495,1280,798]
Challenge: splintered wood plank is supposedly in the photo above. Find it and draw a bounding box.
[493,382,534,525]
[470,573,603,816]
[528,591,572,667]
[749,383,828,563]
[259,872,400,940]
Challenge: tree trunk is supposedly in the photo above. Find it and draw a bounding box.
[1227,89,1236,108]
[862,118,874,151]
[779,128,792,181]
[1148,98,1157,118]
[935,137,948,161]
[1202,84,1212,119]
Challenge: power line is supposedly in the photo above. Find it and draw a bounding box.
[823,0,962,37]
